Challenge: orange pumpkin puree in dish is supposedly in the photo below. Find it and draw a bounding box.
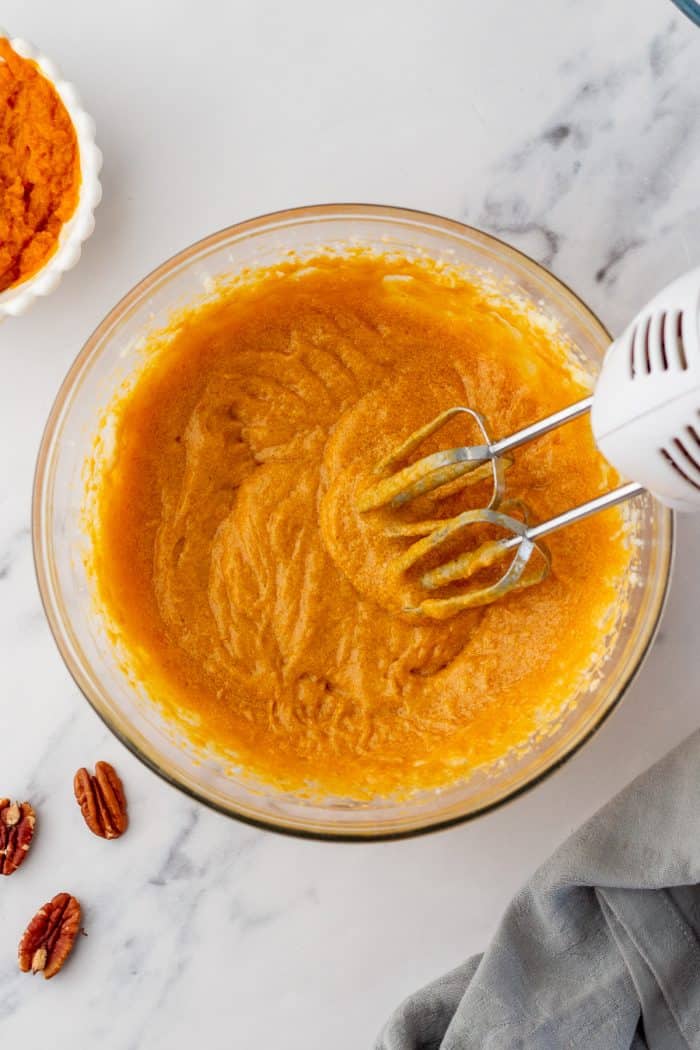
[0,38,81,292]
[90,253,631,798]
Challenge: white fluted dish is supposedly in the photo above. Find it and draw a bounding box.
[0,29,102,318]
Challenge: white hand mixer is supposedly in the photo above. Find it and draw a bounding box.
[357,266,700,618]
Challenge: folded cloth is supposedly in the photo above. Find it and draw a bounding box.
[376,730,700,1050]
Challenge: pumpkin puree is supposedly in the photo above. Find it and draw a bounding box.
[0,38,80,292]
[91,253,631,798]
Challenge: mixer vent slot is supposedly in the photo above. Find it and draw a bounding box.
[677,311,689,371]
[629,314,653,378]
[659,316,669,371]
[644,314,654,374]
[631,311,689,377]
[629,317,648,378]
[661,433,700,493]
[661,310,688,373]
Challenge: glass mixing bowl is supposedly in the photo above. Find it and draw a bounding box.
[33,204,673,840]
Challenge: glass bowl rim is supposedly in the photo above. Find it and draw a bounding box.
[31,202,675,841]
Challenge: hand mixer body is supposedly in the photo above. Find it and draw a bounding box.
[591,267,700,512]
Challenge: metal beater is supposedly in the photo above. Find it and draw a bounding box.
[357,267,700,618]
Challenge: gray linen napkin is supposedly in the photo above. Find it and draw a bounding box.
[376,729,700,1049]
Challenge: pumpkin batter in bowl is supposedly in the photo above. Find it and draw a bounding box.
[88,250,632,800]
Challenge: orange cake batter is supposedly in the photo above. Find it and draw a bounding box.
[89,252,631,798]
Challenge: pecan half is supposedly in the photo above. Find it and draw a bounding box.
[0,799,36,876]
[74,761,128,839]
[18,892,81,979]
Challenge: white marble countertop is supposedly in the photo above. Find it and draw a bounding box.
[1,2,699,1046]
